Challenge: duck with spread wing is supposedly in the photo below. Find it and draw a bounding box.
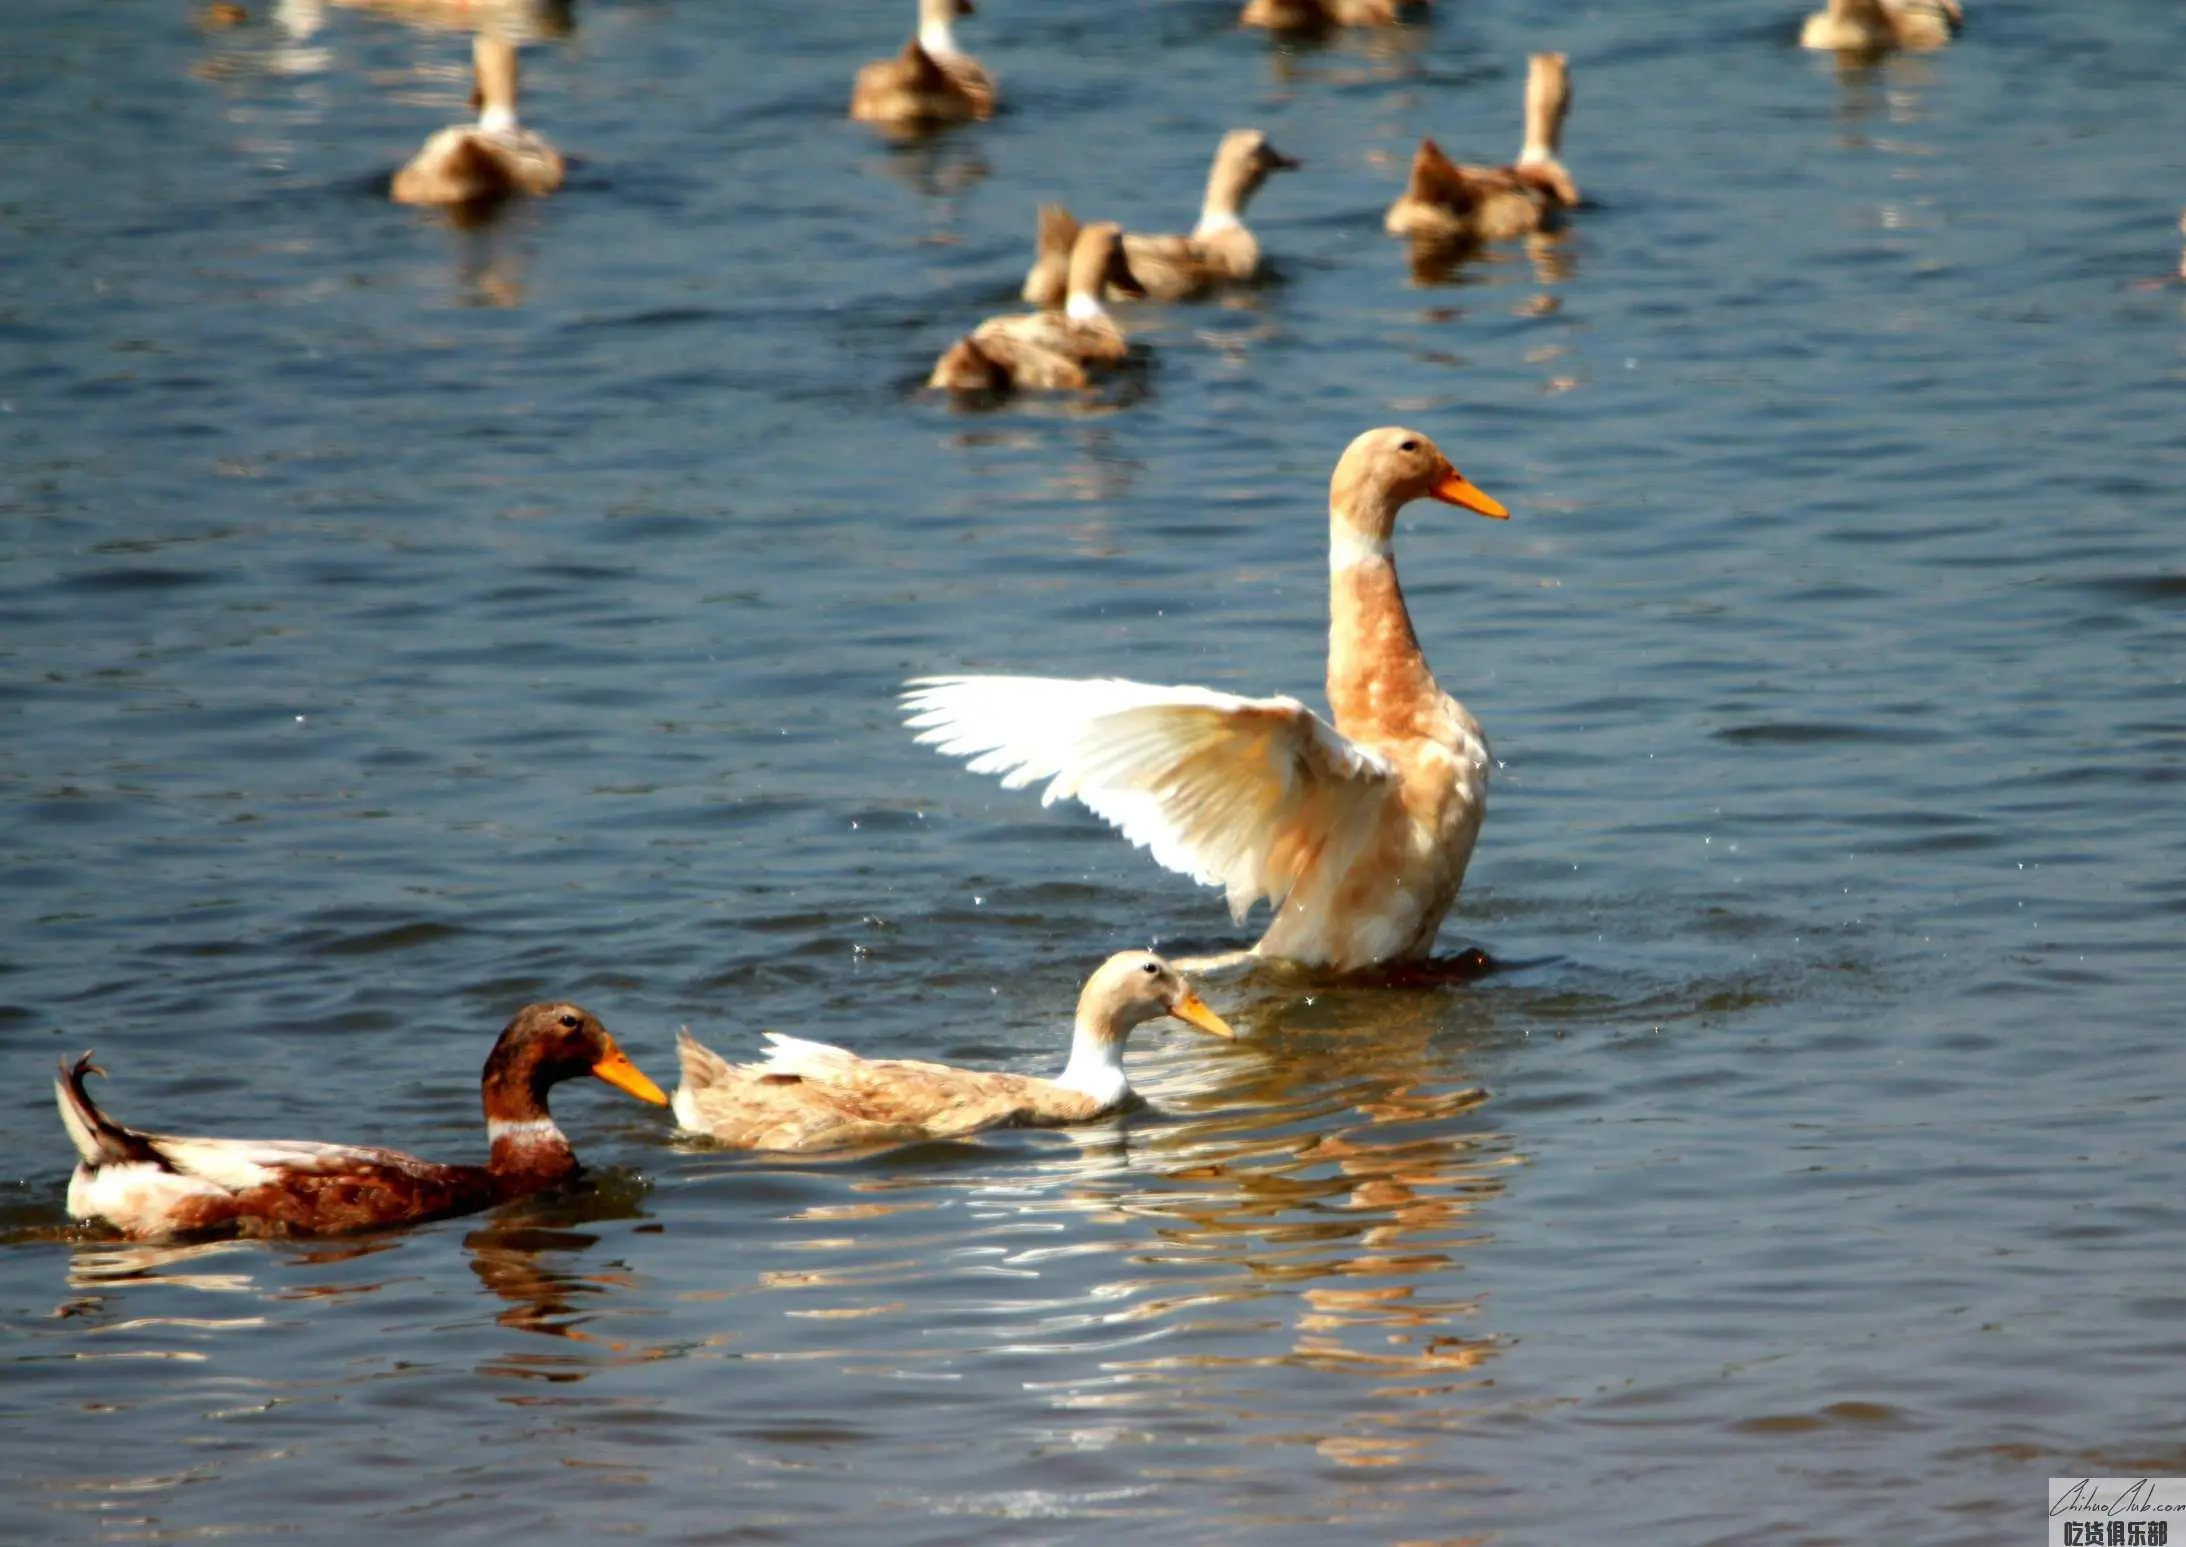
[905,428,1509,974]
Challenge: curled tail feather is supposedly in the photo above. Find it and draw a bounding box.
[1036,203,1081,259]
[1405,138,1478,210]
[56,1054,161,1168]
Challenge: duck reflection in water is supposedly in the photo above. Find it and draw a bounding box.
[449,222,532,304]
[1406,227,1576,292]
[872,136,990,200]
[1138,1010,1509,1384]
[1261,17,1431,90]
[463,1176,658,1375]
[1014,989,1516,1392]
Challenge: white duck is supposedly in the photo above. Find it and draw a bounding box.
[904,428,1508,974]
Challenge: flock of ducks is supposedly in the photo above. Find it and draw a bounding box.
[59,0,1975,1242]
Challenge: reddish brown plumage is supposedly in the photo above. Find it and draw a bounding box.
[56,1003,668,1240]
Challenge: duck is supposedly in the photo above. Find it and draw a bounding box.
[1021,130,1300,307]
[1240,0,1420,32]
[670,952,1234,1151]
[1385,53,1578,244]
[392,34,565,207]
[1800,0,1960,51]
[929,221,1146,392]
[850,0,995,127]
[904,428,1508,975]
[56,1003,668,1239]
[330,0,573,42]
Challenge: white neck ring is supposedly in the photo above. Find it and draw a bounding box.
[488,1117,563,1146]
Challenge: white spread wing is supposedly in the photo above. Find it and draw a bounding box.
[904,675,1396,920]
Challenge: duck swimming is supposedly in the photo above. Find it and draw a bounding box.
[1385,53,1577,244]
[671,952,1234,1151]
[392,33,565,207]
[850,0,995,127]
[905,428,1509,974]
[1240,0,1419,32]
[57,1003,668,1239]
[1800,0,1960,52]
[930,221,1145,392]
[1021,130,1299,307]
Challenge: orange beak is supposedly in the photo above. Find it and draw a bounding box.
[590,1039,670,1106]
[1430,469,1509,520]
[1167,989,1237,1039]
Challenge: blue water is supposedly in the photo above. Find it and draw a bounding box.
[3,0,2184,1540]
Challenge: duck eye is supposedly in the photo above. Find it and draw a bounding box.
[559,1013,580,1030]
[1142,962,1160,975]
[1399,439,1419,452]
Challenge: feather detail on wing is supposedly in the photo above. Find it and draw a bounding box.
[672,1028,1064,1149]
[140,1136,448,1192]
[904,675,1397,921]
[57,1053,448,1191]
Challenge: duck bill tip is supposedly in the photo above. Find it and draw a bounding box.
[1169,991,1237,1039]
[591,1045,670,1105]
[1431,471,1509,520]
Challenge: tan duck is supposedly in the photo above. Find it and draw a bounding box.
[331,0,574,42]
[1800,0,1961,51]
[1241,0,1420,32]
[392,34,565,207]
[670,952,1235,1151]
[1021,130,1299,307]
[930,221,1145,392]
[906,428,1509,974]
[57,1004,669,1240]
[850,0,996,127]
[1385,53,1578,244]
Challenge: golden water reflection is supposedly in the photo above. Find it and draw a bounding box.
[735,988,1521,1470]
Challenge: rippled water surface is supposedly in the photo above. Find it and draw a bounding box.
[5,0,2186,1540]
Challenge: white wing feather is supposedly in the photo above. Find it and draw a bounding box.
[146,1136,438,1190]
[903,675,1396,921]
[758,1033,866,1082]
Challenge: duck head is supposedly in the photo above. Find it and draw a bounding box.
[1330,427,1508,550]
[1079,951,1236,1042]
[481,1002,669,1124]
[1201,128,1301,228]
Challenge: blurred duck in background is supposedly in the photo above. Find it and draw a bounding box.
[930,222,1145,392]
[334,0,572,40]
[850,0,996,127]
[1800,0,1961,52]
[1241,0,1421,32]
[1021,130,1299,307]
[392,34,565,207]
[1385,53,1577,245]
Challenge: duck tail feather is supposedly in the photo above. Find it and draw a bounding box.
[55,1054,162,1168]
